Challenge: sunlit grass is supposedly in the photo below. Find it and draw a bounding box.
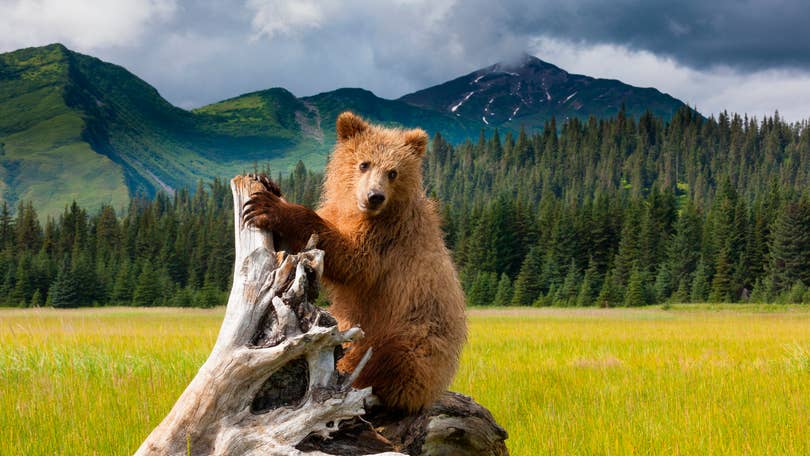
[454,306,810,455]
[2,306,809,455]
[0,308,220,454]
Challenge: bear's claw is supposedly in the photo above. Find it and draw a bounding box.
[242,174,285,230]
[242,192,282,230]
[246,173,282,197]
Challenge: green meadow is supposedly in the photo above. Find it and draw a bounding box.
[2,306,809,455]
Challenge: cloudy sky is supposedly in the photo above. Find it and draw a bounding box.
[2,0,809,121]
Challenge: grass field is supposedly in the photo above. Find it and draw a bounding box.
[1,306,809,455]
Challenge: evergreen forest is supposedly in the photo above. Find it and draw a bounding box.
[3,107,810,308]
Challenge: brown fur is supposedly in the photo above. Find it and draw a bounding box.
[243,112,467,413]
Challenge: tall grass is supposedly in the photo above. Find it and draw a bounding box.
[0,308,220,454]
[455,306,810,455]
[2,306,809,455]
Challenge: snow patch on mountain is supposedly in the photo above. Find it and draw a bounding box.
[483,97,495,119]
[450,91,475,112]
[509,105,521,121]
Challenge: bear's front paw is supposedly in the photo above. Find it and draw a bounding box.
[242,187,286,231]
[247,173,283,198]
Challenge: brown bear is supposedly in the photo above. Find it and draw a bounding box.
[243,112,467,413]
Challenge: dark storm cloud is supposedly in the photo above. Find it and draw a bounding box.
[500,0,810,72]
[2,0,808,116]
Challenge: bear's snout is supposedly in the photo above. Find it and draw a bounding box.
[366,190,386,209]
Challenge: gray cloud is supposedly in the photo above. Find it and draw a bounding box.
[504,0,810,72]
[1,0,808,119]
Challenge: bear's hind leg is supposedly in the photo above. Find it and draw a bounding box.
[347,335,447,414]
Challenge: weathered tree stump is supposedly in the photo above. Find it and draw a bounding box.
[136,175,508,455]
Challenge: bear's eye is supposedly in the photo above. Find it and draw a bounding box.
[388,170,398,180]
[359,162,370,172]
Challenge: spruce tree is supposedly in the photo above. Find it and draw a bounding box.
[613,205,641,288]
[50,258,80,308]
[493,273,513,307]
[673,278,690,303]
[30,289,43,308]
[111,261,133,304]
[709,248,734,302]
[196,276,223,308]
[0,202,12,250]
[784,281,807,304]
[690,260,710,302]
[666,201,702,291]
[468,271,497,306]
[172,287,194,308]
[768,199,810,293]
[596,269,621,308]
[10,253,32,306]
[624,265,647,307]
[653,267,673,304]
[576,260,600,307]
[555,260,580,306]
[133,261,162,307]
[512,246,543,306]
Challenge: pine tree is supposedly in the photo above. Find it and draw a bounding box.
[512,246,543,306]
[653,267,673,304]
[555,260,580,306]
[575,260,600,307]
[10,252,33,306]
[709,248,733,302]
[690,260,710,302]
[768,199,810,293]
[172,287,194,308]
[30,289,43,308]
[624,265,647,307]
[783,281,807,304]
[468,271,497,306]
[750,276,775,303]
[72,249,99,305]
[132,260,162,307]
[596,269,621,308]
[0,202,12,250]
[49,258,80,308]
[493,273,513,307]
[111,260,134,303]
[196,276,223,308]
[666,201,702,292]
[673,278,690,303]
[14,201,42,252]
[613,205,641,288]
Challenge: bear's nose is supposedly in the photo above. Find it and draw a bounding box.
[367,191,386,208]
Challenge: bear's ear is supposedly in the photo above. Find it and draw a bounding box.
[403,128,428,157]
[336,111,368,142]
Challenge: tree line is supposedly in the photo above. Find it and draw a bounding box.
[1,106,810,307]
[430,108,810,306]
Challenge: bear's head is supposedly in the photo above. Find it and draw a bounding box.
[325,111,428,218]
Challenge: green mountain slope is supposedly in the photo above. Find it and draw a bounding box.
[0,44,483,215]
[0,45,694,216]
[0,44,129,216]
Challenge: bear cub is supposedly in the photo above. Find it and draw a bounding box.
[244,112,467,413]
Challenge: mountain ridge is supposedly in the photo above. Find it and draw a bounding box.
[0,44,692,216]
[400,53,686,128]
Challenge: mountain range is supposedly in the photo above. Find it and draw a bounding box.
[0,44,688,216]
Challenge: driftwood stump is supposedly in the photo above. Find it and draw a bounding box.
[136,175,508,455]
